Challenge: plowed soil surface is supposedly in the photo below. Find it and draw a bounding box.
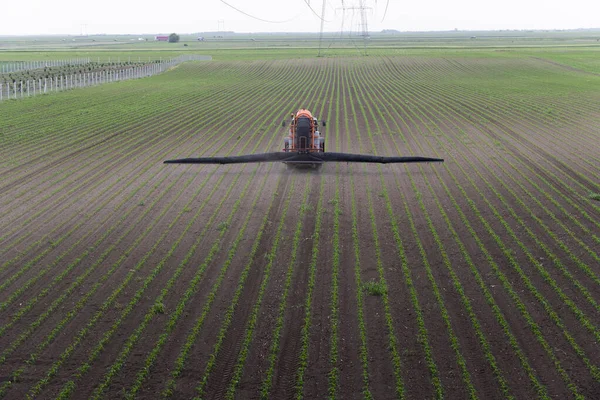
[1,55,599,399]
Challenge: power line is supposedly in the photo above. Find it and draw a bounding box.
[302,0,332,22]
[381,0,390,22]
[219,0,299,23]
[318,0,328,56]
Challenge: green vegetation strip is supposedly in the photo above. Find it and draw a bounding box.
[327,171,341,399]
[338,65,374,399]
[348,169,373,400]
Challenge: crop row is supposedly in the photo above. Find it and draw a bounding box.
[364,57,593,396]
[1,55,598,399]
[0,59,315,398]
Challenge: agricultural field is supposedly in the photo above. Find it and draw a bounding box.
[0,46,600,400]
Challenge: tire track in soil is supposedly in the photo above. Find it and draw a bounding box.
[297,173,335,400]
[351,166,399,400]
[199,172,309,400]
[333,167,365,400]
[233,57,337,399]
[256,172,322,400]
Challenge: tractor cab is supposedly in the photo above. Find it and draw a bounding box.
[283,109,325,153]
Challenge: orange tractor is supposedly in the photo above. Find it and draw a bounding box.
[164,108,443,167]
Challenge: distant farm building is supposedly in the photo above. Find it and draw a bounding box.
[197,36,204,41]
[155,35,169,41]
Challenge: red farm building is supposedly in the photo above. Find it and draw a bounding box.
[155,35,169,41]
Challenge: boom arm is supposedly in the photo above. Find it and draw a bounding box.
[164,152,444,164]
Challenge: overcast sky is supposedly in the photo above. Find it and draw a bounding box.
[2,0,599,35]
